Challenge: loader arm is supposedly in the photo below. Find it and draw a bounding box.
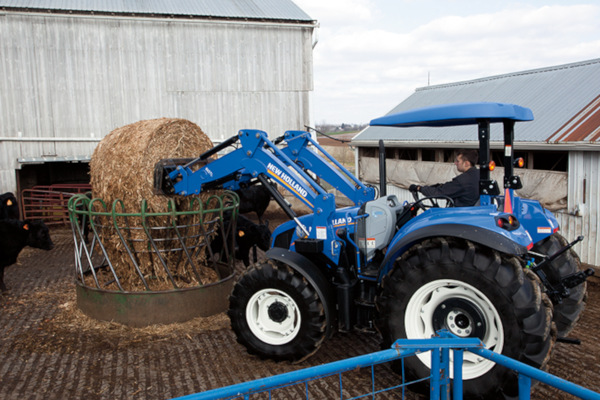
[156,129,344,264]
[280,130,376,206]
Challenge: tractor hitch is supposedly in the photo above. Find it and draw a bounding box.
[562,268,595,289]
[528,235,591,304]
[535,236,584,271]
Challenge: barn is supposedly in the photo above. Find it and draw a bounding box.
[353,58,600,266]
[0,0,316,195]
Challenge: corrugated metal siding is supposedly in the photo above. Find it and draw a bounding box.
[0,12,313,193]
[355,59,600,146]
[556,151,600,266]
[0,0,314,22]
[0,142,20,191]
[554,212,587,262]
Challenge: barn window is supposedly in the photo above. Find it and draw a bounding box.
[421,149,436,162]
[398,148,418,160]
[532,151,567,171]
[361,147,377,158]
[443,149,455,163]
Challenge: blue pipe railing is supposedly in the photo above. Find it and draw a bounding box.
[171,331,600,400]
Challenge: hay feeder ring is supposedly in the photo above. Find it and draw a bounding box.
[68,192,239,327]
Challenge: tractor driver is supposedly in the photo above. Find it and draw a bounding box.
[409,149,479,207]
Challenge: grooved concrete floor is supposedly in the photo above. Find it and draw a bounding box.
[1,228,598,400]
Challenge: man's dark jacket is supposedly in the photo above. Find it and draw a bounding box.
[420,167,479,207]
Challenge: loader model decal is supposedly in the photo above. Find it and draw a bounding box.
[332,217,354,227]
[267,163,310,199]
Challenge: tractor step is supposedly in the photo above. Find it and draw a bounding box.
[360,262,381,278]
[354,298,375,308]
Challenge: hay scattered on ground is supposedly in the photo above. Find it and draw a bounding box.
[9,288,230,354]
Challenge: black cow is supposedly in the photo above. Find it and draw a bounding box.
[211,213,271,267]
[74,192,93,244]
[235,183,273,224]
[0,192,19,220]
[0,219,54,292]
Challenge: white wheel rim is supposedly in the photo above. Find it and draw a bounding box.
[405,279,504,380]
[246,288,301,345]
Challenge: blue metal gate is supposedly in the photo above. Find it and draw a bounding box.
[171,331,600,400]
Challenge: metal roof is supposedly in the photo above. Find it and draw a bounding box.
[355,59,600,148]
[0,0,314,23]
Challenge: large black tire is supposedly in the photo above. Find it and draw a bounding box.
[228,260,328,362]
[531,232,586,337]
[376,237,555,400]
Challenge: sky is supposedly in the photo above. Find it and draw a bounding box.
[291,0,600,125]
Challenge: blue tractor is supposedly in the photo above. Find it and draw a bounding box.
[371,102,591,339]
[156,102,591,399]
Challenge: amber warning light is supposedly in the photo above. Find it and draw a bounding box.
[496,214,520,231]
[514,157,525,168]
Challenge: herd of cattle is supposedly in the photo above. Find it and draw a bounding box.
[0,183,273,293]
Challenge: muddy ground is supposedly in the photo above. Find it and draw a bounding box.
[1,209,599,400]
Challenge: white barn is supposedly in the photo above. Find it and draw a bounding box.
[354,59,600,266]
[0,0,316,194]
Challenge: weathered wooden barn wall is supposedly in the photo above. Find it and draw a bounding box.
[0,11,314,193]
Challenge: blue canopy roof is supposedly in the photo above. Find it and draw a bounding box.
[370,102,534,128]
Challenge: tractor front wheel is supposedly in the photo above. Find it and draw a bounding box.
[228,260,327,362]
[376,238,555,399]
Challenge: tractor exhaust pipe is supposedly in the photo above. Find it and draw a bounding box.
[378,140,387,196]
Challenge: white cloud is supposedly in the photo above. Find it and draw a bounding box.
[293,0,374,24]
[293,1,600,124]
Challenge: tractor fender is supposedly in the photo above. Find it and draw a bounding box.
[379,223,530,279]
[266,247,336,339]
[512,197,560,244]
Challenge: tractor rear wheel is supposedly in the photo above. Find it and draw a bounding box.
[376,237,555,399]
[228,260,327,362]
[531,232,586,337]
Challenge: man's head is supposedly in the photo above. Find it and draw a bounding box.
[455,149,478,173]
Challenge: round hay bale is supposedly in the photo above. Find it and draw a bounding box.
[90,118,213,211]
[89,118,222,291]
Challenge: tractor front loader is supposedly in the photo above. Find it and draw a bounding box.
[155,102,590,399]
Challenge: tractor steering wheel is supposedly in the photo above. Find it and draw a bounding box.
[411,190,455,210]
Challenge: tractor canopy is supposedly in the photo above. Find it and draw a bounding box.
[369,102,533,127]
